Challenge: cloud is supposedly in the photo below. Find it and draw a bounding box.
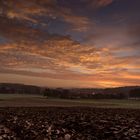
[0,22,139,87]
[0,36,139,80]
[0,0,139,87]
[0,0,92,32]
[82,0,114,9]
[59,9,91,32]
[96,0,113,7]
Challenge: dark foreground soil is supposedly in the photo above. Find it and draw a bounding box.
[0,107,140,140]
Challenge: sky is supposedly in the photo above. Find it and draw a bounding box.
[0,0,140,88]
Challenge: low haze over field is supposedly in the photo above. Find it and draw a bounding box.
[0,0,140,88]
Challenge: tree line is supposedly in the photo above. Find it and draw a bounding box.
[43,88,140,99]
[0,83,140,99]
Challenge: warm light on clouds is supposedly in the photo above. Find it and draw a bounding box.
[0,0,139,88]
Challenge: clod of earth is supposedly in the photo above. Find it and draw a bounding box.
[0,107,140,140]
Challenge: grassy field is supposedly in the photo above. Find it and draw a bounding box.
[0,93,140,108]
[0,93,41,99]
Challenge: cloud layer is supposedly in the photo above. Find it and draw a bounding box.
[0,0,139,87]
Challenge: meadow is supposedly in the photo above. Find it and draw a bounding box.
[0,93,140,108]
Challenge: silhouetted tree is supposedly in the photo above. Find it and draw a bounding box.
[129,88,140,98]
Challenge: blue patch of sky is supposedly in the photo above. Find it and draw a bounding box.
[95,0,140,26]
[28,15,74,38]
[47,19,69,35]
[114,50,139,58]
[46,18,87,42]
[0,36,8,44]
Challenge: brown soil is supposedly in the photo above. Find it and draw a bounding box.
[0,107,140,140]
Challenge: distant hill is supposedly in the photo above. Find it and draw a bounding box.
[0,83,44,95]
[69,86,140,94]
[44,86,140,99]
[0,83,140,99]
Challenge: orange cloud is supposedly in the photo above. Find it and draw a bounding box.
[0,36,139,88]
[97,0,113,7]
[0,0,139,88]
[0,0,92,32]
[84,0,114,9]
